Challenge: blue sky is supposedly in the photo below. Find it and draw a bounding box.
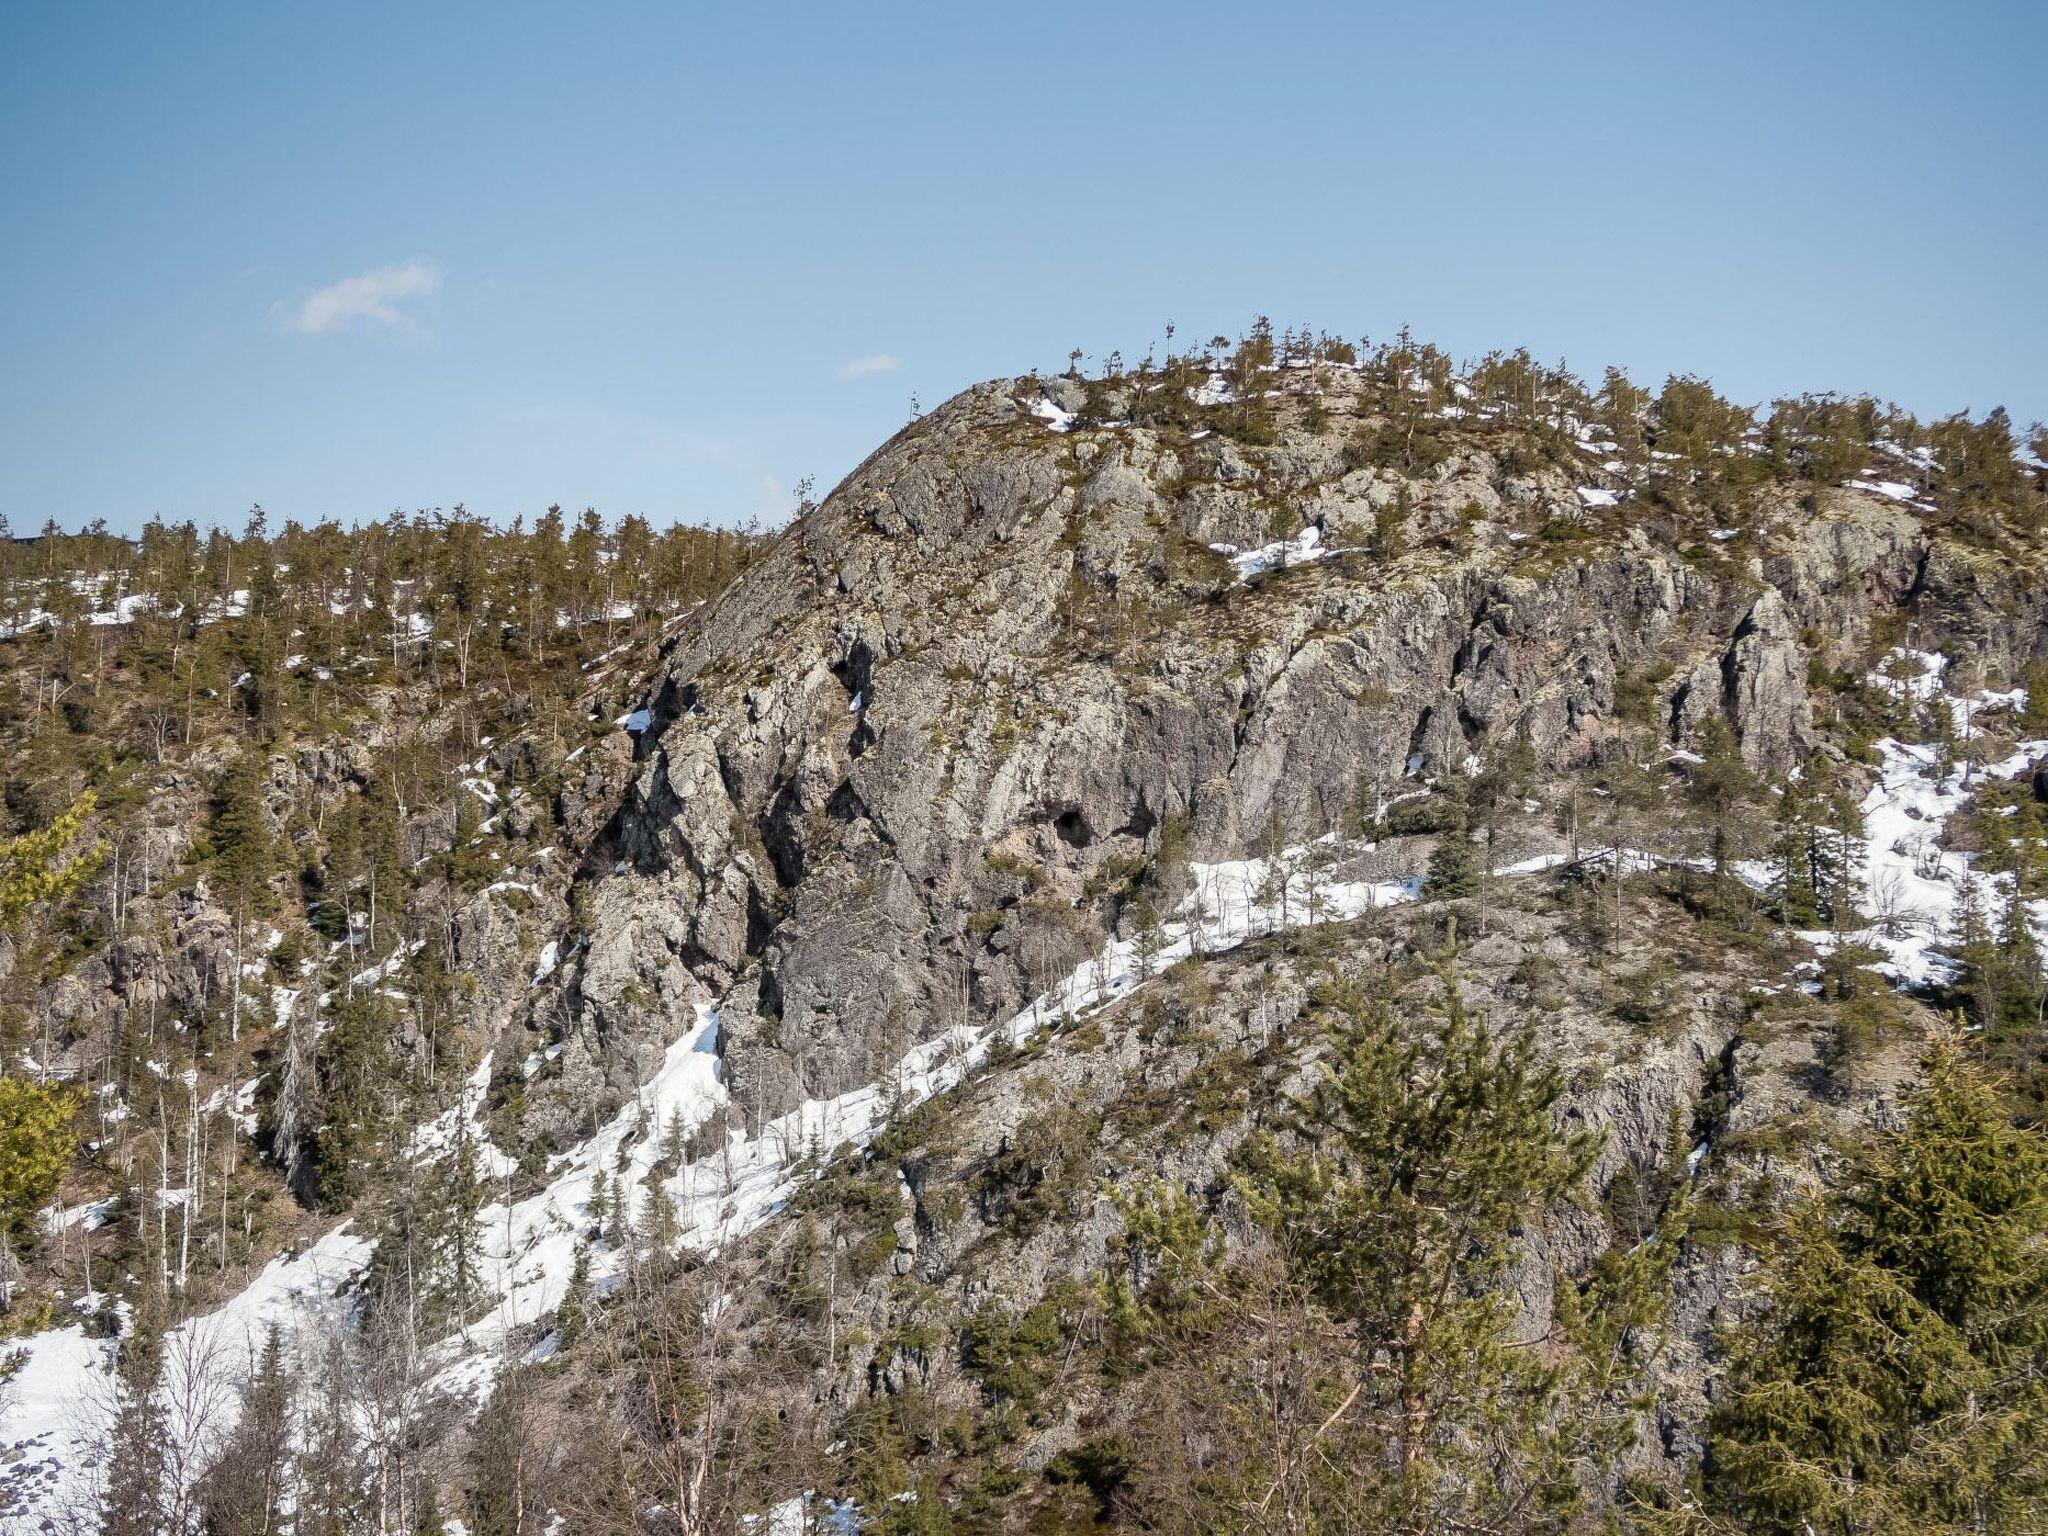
[2,1,2042,536]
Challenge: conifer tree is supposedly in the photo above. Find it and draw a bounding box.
[1424,783,1480,899]
[1470,734,1536,880]
[1992,876,2044,1034]
[1686,716,1760,881]
[209,753,276,1042]
[1110,947,1614,1533]
[96,1310,172,1536]
[1771,755,1865,928]
[1709,1029,2048,1534]
[307,990,399,1209]
[1947,872,2002,1026]
[468,1357,540,1536]
[0,1074,83,1253]
[209,754,275,921]
[196,1326,295,1536]
[432,1112,488,1316]
[361,774,408,953]
[2019,661,2048,739]
[294,1336,366,1536]
[1236,955,1599,1527]
[0,792,101,930]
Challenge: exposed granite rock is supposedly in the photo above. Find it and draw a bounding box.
[525,374,2022,1138]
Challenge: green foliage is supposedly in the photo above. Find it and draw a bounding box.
[961,1279,1089,1425]
[0,793,101,931]
[208,752,276,920]
[1236,960,1598,1447]
[97,1305,173,1536]
[304,990,403,1209]
[1770,753,1865,928]
[466,1361,541,1536]
[1709,1030,2048,1534]
[973,1103,1100,1236]
[2019,661,2048,739]
[195,1327,296,1536]
[1685,716,1762,880]
[1423,782,1480,898]
[0,1074,82,1246]
[1103,953,1640,1535]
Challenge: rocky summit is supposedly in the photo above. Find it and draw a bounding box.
[3,329,2048,1535]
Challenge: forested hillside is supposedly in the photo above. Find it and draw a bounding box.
[0,506,761,1317]
[3,325,2048,1535]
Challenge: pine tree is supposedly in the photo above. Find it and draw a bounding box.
[0,792,101,930]
[1709,1028,2048,1534]
[0,1074,82,1252]
[1470,734,1536,881]
[1236,954,1598,1527]
[209,752,276,931]
[1130,893,1165,981]
[556,1242,593,1347]
[1110,945,1610,1533]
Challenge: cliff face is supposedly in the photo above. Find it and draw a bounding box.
[444,362,2048,1515]
[519,369,2031,1145]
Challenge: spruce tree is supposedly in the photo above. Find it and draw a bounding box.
[1811,757,1869,928]
[1709,1029,2048,1534]
[196,1326,295,1536]
[1992,877,2044,1033]
[97,1309,172,1536]
[361,774,407,953]
[208,752,276,1044]
[1425,783,1480,899]
[1771,756,1864,928]
[307,990,399,1209]
[1686,716,1759,881]
[2018,660,2048,739]
[430,1113,488,1317]
[1948,872,2002,1026]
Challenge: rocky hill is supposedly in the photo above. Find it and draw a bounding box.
[4,329,2048,1533]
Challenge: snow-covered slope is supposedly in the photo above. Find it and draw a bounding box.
[1820,651,2047,987]
[0,823,1430,1518]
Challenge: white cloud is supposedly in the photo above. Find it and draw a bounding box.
[286,262,440,335]
[836,352,900,379]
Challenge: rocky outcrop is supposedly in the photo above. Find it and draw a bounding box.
[1722,588,1813,770]
[517,372,2030,1139]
